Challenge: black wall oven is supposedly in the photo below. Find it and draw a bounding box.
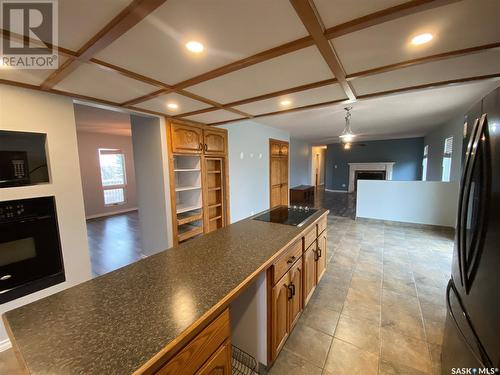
[0,196,65,304]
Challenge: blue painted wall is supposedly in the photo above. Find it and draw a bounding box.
[325,137,424,191]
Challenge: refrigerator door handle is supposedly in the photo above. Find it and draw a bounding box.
[456,118,480,287]
[446,279,492,368]
[459,114,491,293]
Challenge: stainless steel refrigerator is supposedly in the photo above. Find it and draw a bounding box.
[441,86,500,374]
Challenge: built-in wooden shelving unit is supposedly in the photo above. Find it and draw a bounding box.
[167,121,230,245]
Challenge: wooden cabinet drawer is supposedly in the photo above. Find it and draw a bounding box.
[304,225,316,250]
[272,239,302,285]
[157,309,230,374]
[317,216,327,236]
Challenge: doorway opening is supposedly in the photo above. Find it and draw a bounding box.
[269,139,289,208]
[74,103,171,276]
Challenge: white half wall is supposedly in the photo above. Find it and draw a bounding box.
[0,85,92,344]
[217,120,289,222]
[130,115,173,255]
[356,180,459,227]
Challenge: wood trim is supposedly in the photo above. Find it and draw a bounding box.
[177,89,253,118]
[356,73,500,99]
[207,73,500,126]
[289,0,356,100]
[226,78,339,107]
[90,58,174,90]
[173,37,314,90]
[121,89,170,106]
[0,28,78,58]
[40,0,168,89]
[209,98,347,126]
[324,0,461,40]
[347,42,500,80]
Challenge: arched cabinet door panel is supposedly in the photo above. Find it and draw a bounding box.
[171,123,203,154]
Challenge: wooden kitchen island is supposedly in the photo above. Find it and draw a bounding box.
[3,208,329,375]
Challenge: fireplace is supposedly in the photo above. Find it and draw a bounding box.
[354,170,386,191]
[348,162,394,192]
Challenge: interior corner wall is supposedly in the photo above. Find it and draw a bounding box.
[290,137,311,187]
[325,137,424,191]
[130,115,173,255]
[0,85,92,344]
[424,115,464,182]
[76,131,138,218]
[217,120,290,222]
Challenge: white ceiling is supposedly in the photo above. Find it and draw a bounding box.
[252,79,500,143]
[74,104,132,136]
[2,0,500,139]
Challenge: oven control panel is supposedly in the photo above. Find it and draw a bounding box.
[0,196,54,223]
[0,203,25,220]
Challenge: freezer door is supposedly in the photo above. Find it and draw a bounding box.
[441,279,492,374]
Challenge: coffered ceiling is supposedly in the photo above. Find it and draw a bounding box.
[1,0,499,135]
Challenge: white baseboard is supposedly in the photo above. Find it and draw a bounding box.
[325,189,348,193]
[0,338,12,352]
[86,207,138,220]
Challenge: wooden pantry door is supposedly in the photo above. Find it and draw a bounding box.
[269,139,289,208]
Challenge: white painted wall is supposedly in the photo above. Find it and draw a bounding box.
[0,85,92,345]
[289,137,311,187]
[356,180,459,227]
[76,131,137,219]
[230,272,267,366]
[130,115,173,255]
[217,120,289,222]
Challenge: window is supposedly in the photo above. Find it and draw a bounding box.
[98,149,126,205]
[422,145,429,181]
[442,137,453,182]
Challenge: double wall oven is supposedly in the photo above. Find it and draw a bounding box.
[0,196,65,304]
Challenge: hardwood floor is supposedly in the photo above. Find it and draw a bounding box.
[86,211,144,277]
[303,187,357,219]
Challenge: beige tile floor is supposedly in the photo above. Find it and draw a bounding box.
[0,216,453,375]
[268,215,454,375]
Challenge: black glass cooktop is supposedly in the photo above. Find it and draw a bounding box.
[253,206,318,227]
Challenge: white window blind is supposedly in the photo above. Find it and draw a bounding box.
[442,137,453,182]
[422,145,429,181]
[444,137,453,157]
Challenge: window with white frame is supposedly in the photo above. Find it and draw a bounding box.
[442,137,453,182]
[422,145,429,181]
[98,149,127,205]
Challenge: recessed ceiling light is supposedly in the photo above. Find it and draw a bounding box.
[280,100,292,106]
[186,41,204,53]
[167,103,179,110]
[411,33,433,45]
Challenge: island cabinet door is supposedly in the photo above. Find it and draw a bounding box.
[271,272,291,360]
[288,259,303,331]
[316,230,327,283]
[195,341,232,375]
[203,129,226,156]
[171,122,203,154]
[303,244,317,307]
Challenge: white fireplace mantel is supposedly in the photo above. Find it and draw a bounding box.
[348,162,395,193]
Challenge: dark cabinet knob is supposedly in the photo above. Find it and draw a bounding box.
[287,256,296,264]
[287,284,293,300]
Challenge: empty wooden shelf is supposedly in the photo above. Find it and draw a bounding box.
[168,121,230,244]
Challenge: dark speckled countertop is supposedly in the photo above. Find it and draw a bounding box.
[3,208,328,375]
